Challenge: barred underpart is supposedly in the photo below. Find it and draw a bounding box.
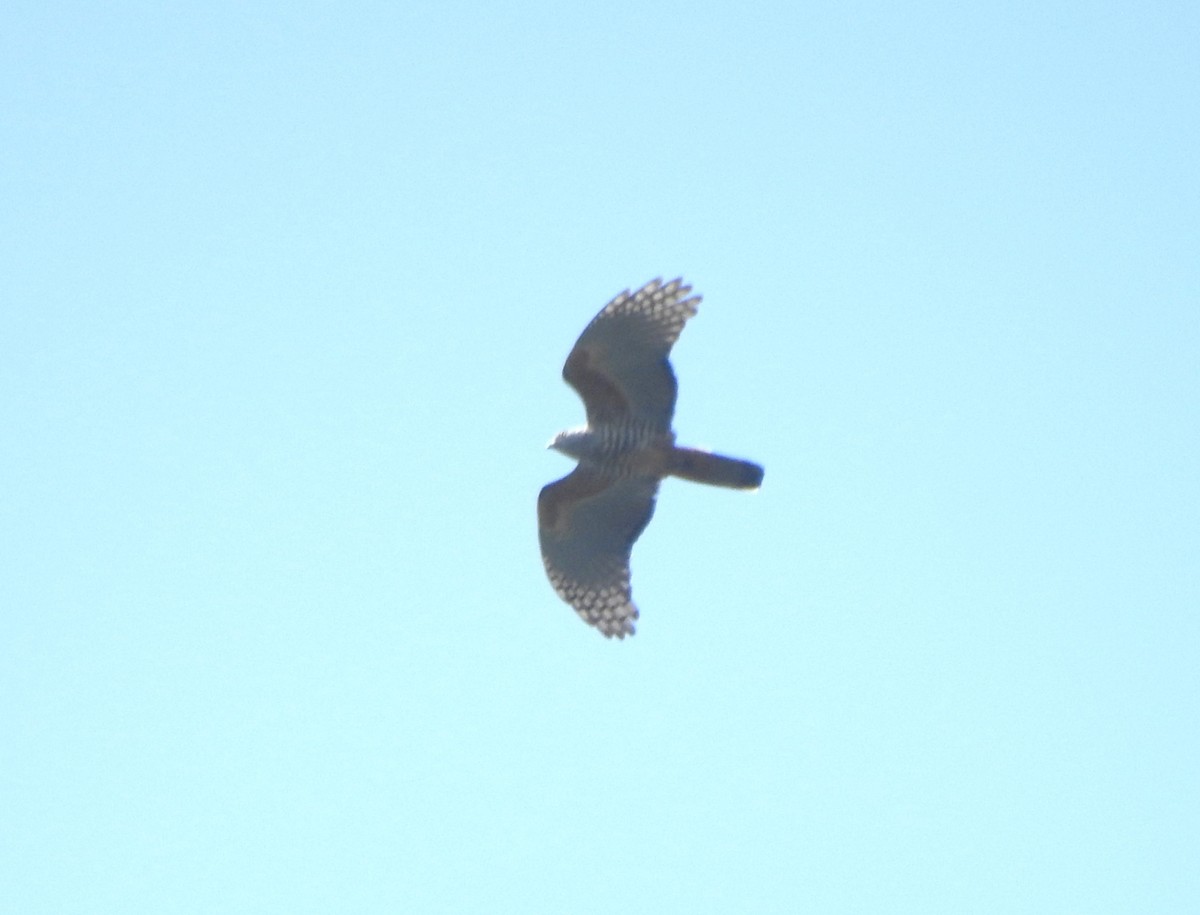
[565,423,674,479]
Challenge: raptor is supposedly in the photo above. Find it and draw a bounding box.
[538,278,764,638]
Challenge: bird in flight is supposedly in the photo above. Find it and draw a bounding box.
[538,278,764,638]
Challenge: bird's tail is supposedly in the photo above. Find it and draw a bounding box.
[668,447,764,490]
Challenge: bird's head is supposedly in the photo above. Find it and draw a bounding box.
[548,428,594,460]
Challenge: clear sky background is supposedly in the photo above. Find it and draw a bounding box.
[2,2,1197,912]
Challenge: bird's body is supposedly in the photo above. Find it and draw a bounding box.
[549,426,676,477]
[539,278,763,638]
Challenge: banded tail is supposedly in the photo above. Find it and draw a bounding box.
[669,446,764,490]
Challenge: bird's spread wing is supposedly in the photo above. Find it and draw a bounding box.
[562,278,700,430]
[537,466,660,638]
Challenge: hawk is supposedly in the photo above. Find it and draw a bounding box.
[538,278,764,638]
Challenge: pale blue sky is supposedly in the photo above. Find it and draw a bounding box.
[2,2,1197,912]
